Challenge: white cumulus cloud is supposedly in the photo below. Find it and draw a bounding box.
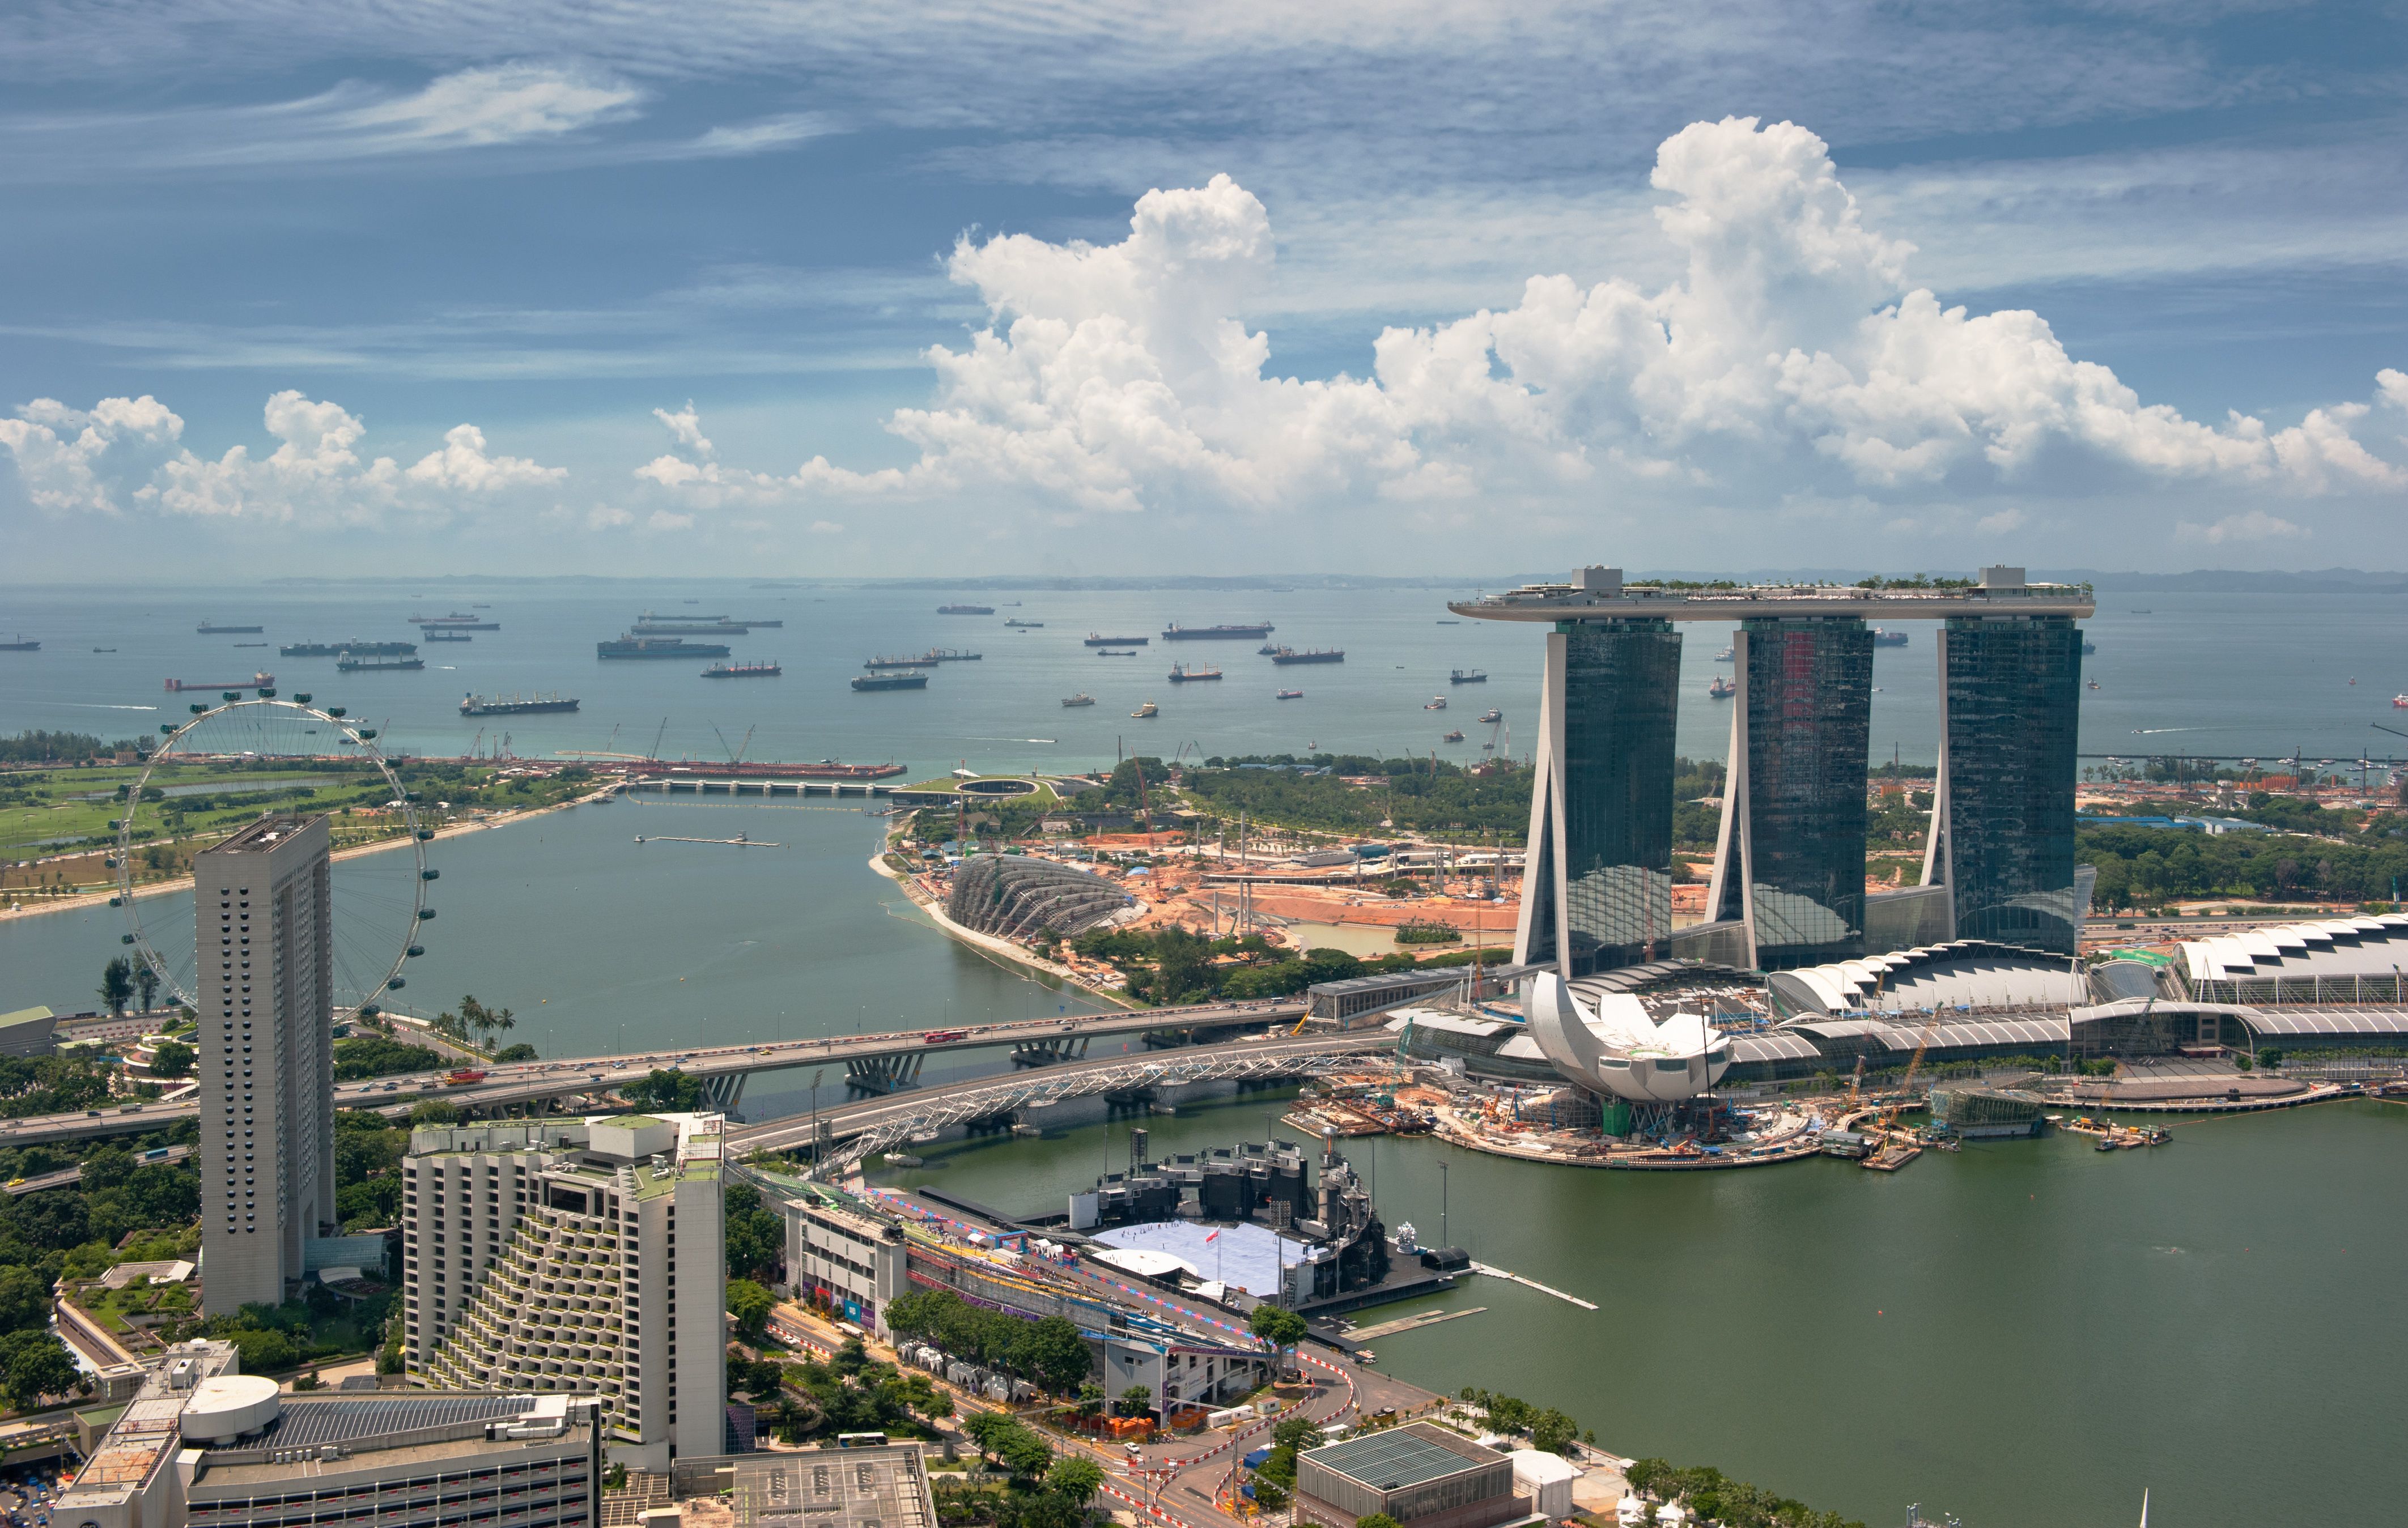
[635,116,2407,539]
[1,389,564,525]
[2177,509,2309,544]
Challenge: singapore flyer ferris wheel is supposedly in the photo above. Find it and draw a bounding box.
[112,691,437,1019]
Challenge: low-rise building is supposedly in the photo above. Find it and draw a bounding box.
[404,1113,727,1470]
[1294,1423,1538,1528]
[768,1180,907,1332]
[52,1338,600,1528]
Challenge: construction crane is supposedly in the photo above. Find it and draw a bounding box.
[1844,1054,1865,1113]
[1874,1007,1950,1138]
[648,716,670,763]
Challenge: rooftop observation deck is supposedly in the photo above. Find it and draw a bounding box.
[1449,565,2096,623]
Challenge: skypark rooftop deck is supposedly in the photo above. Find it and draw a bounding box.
[1450,564,2095,622]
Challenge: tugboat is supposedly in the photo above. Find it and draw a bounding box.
[1478,707,1501,723]
[1167,663,1222,683]
[1131,700,1159,718]
[1708,676,1735,699]
[1441,729,1465,743]
[1061,692,1096,707]
[1424,696,1447,710]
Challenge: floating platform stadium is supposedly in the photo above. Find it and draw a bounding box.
[1067,1133,1451,1314]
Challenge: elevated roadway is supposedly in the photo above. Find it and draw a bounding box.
[0,998,1306,1147]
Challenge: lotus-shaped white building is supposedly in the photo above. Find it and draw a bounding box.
[1524,972,1731,1102]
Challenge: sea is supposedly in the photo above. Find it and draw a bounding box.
[1,581,2401,777]
[1,580,2402,1522]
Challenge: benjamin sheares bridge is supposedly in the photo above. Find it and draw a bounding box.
[1452,565,2092,977]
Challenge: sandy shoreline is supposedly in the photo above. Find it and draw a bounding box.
[0,789,609,926]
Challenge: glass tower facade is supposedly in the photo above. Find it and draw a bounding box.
[1940,615,2083,952]
[1716,616,1874,968]
[1525,620,1680,976]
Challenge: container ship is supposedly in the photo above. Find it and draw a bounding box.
[1162,622,1273,640]
[164,671,273,692]
[702,661,782,678]
[196,622,264,634]
[1269,646,1344,665]
[852,671,929,691]
[1871,628,1909,647]
[460,692,580,716]
[339,653,424,672]
[282,640,416,657]
[598,635,732,659]
[1085,632,1150,646]
[937,603,995,615]
[1167,663,1223,682]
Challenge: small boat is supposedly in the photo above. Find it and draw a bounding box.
[90,646,114,653]
[2396,695,2408,708]
[1708,677,1734,700]
[1714,646,1734,662]
[1257,642,1281,655]
[1441,730,1464,743]
[1478,707,1501,722]
[1424,696,1447,710]
[1276,689,1303,700]
[2088,680,2101,690]
[1061,693,1096,707]
[1131,701,1158,718]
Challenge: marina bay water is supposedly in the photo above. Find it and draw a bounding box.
[1,581,2402,775]
[880,1090,2404,1527]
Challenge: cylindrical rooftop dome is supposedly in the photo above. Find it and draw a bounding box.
[179,1373,282,1442]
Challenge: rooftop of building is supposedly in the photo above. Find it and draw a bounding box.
[57,1340,243,1506]
[1450,565,2095,623]
[202,812,328,854]
[190,1394,591,1491]
[1303,1421,1507,1491]
[2178,913,2408,982]
[716,1444,935,1528]
[410,1113,724,1198]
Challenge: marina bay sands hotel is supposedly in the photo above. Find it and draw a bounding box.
[1453,565,2093,975]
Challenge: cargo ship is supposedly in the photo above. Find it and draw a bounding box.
[633,620,748,636]
[1269,646,1344,665]
[852,671,929,691]
[3,635,44,651]
[460,692,580,716]
[419,620,499,631]
[413,611,489,625]
[864,654,925,670]
[423,629,472,642]
[702,661,783,678]
[164,671,273,692]
[1276,688,1303,700]
[1450,669,1486,683]
[1061,692,1095,707]
[937,603,995,615]
[1871,628,1909,647]
[598,635,732,659]
[338,653,424,672]
[196,622,264,634]
[1003,619,1044,628]
[1085,632,1150,646]
[282,640,416,657]
[1167,663,1222,682]
[925,648,982,662]
[1708,676,1735,699]
[1162,622,1273,641]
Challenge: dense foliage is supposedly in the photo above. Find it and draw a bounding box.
[0,1055,114,1119]
[733,1334,954,1445]
[1181,756,1535,841]
[621,1068,703,1110]
[333,1108,410,1230]
[1624,1458,1863,1528]
[332,1035,444,1080]
[2080,807,2408,910]
[725,1183,785,1284]
[884,1288,1093,1394]
[1456,1385,1583,1454]
[0,730,135,763]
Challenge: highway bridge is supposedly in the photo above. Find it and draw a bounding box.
[730,1030,1398,1169]
[0,998,1309,1147]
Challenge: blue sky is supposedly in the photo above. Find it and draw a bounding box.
[2,0,2403,579]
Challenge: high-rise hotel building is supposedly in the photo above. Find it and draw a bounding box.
[404,1114,728,1471]
[1460,566,2093,974]
[194,814,336,1317]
